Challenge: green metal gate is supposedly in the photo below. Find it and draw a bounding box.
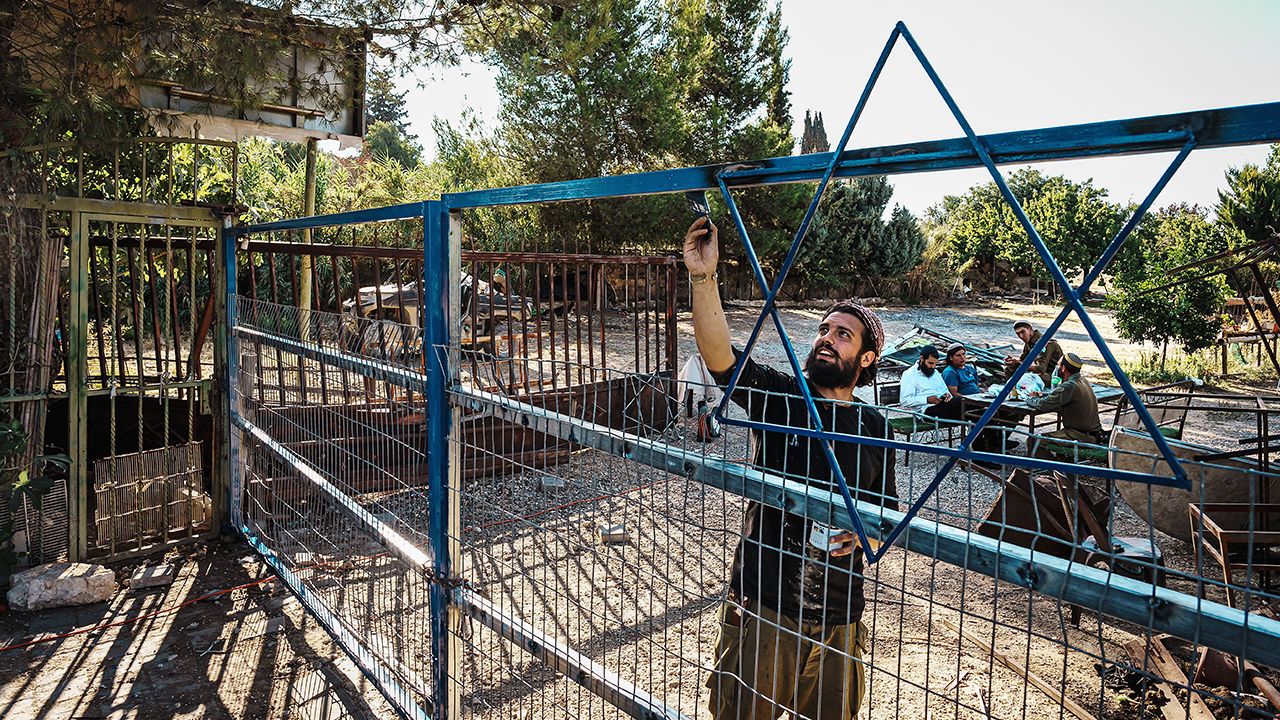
[1,138,236,565]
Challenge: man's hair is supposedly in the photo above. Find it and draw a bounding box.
[918,344,939,360]
[821,300,882,387]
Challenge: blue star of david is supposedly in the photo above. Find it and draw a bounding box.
[712,21,1194,563]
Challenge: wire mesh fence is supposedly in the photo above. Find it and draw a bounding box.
[227,199,1280,720]
[445,352,1280,720]
[233,298,436,718]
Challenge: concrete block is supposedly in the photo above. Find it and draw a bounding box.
[539,475,566,491]
[599,523,629,544]
[129,564,177,590]
[7,562,118,611]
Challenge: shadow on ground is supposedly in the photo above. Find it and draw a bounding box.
[0,541,393,720]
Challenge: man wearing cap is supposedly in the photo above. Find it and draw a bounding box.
[683,216,898,720]
[1026,352,1105,456]
[899,344,960,418]
[1004,321,1063,387]
[942,342,1019,462]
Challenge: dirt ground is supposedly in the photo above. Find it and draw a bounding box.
[2,299,1274,720]
[0,541,399,720]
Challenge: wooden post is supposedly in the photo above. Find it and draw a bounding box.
[299,137,317,340]
[238,352,258,425]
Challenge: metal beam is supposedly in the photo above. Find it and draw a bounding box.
[232,325,428,391]
[66,212,89,561]
[442,102,1280,209]
[236,416,433,571]
[452,385,1280,670]
[231,202,426,235]
[15,195,219,222]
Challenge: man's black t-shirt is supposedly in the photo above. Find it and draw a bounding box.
[711,352,898,627]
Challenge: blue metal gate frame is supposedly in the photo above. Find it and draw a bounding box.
[224,202,441,720]
[220,20,1280,719]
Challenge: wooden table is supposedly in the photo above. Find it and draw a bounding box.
[961,384,1126,436]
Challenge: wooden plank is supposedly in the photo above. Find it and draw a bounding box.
[1122,637,1215,720]
[942,619,1095,720]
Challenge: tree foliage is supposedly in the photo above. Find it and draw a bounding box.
[365,120,424,168]
[366,65,411,132]
[0,0,532,145]
[934,169,1123,283]
[1107,204,1230,357]
[1216,144,1280,245]
[457,0,803,257]
[362,62,423,167]
[801,110,829,154]
[800,177,925,289]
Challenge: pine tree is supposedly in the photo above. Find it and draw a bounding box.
[365,65,411,133]
[363,64,421,167]
[476,0,804,254]
[803,178,926,288]
[802,111,829,154]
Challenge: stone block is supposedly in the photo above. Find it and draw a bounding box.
[129,564,177,590]
[599,523,629,544]
[8,562,118,611]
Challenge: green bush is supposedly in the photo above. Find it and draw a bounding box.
[1122,350,1215,385]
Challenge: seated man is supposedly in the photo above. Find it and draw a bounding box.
[1026,352,1105,458]
[1004,320,1063,387]
[942,342,1018,460]
[941,343,982,397]
[898,344,959,418]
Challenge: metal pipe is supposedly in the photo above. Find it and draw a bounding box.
[439,101,1280,210]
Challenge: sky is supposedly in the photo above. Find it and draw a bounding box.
[397,0,1280,216]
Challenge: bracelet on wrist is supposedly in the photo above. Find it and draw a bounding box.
[689,271,718,285]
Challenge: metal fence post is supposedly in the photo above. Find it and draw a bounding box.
[424,200,454,717]
[66,211,89,561]
[222,219,242,530]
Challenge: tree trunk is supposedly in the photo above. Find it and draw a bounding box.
[1160,339,1169,370]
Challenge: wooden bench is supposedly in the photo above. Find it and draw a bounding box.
[1038,380,1195,465]
[877,380,961,465]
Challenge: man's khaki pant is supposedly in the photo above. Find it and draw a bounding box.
[706,601,867,719]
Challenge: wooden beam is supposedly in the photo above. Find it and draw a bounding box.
[1123,637,1216,720]
[942,619,1095,720]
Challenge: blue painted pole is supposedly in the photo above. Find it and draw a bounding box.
[423,201,453,718]
[222,220,242,529]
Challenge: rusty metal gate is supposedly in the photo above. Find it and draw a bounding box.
[1,138,235,565]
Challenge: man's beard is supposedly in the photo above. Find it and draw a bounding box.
[919,362,936,377]
[804,345,860,389]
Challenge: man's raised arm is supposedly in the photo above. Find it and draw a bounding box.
[683,217,736,374]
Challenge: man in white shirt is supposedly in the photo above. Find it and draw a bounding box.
[898,344,958,417]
